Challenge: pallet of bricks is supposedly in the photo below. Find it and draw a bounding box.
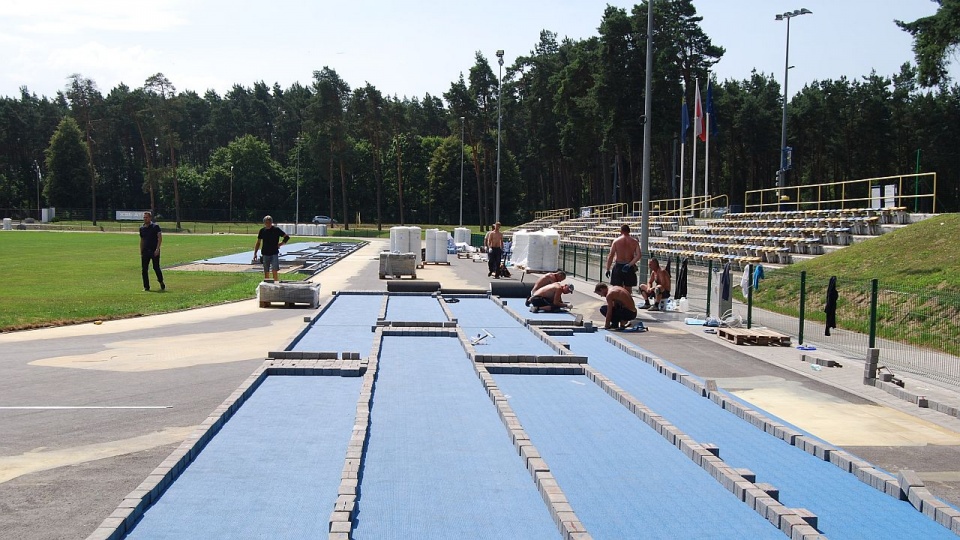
[717,327,791,346]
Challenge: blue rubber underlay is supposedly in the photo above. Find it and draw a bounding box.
[293,294,382,353]
[564,332,956,539]
[493,374,783,540]
[501,298,577,322]
[449,298,558,355]
[198,242,319,264]
[126,376,361,540]
[385,295,448,322]
[352,336,558,539]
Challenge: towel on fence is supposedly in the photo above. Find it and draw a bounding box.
[676,258,689,299]
[740,267,750,291]
[721,263,732,301]
[825,276,839,336]
[753,264,765,290]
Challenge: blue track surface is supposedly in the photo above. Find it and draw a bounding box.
[198,242,319,264]
[494,374,784,540]
[126,376,361,540]
[293,295,381,353]
[449,298,557,355]
[385,296,448,322]
[566,332,957,539]
[353,336,558,539]
[501,298,576,322]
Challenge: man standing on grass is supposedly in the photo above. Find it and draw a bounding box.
[253,215,290,281]
[139,211,165,292]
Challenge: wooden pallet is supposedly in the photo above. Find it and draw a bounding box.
[717,327,791,346]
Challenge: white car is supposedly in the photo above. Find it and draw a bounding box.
[311,215,338,224]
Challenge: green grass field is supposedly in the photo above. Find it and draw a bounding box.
[0,231,305,331]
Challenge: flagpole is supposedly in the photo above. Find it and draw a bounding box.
[692,80,700,216]
[680,140,686,213]
[705,106,710,210]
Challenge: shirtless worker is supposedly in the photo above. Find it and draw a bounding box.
[605,224,642,294]
[594,282,638,330]
[639,257,672,311]
[526,270,566,306]
[528,282,574,313]
[484,222,505,278]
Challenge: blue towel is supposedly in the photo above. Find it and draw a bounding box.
[753,264,765,290]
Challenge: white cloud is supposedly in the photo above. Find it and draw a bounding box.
[3,0,186,34]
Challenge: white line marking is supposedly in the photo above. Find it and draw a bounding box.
[0,406,172,410]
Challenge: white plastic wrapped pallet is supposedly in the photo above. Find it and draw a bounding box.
[425,229,438,262]
[434,229,448,263]
[408,226,422,266]
[453,227,471,245]
[527,232,546,271]
[318,224,328,236]
[540,228,560,271]
[511,230,530,268]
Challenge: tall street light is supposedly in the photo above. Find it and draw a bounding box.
[229,165,234,223]
[775,8,812,192]
[33,160,41,219]
[495,49,504,225]
[459,116,465,226]
[295,137,302,227]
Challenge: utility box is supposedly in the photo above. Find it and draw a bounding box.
[379,252,417,279]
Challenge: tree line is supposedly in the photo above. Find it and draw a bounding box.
[1,1,958,230]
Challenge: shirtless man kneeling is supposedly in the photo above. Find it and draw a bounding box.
[639,257,671,311]
[528,282,574,313]
[595,282,638,330]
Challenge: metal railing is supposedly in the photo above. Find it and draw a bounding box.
[745,173,937,213]
[533,208,574,221]
[577,203,628,219]
[632,194,730,217]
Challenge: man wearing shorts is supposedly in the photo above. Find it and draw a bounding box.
[605,224,641,294]
[528,282,574,313]
[639,257,671,311]
[253,215,290,281]
[594,282,638,330]
[484,222,504,278]
[527,271,566,303]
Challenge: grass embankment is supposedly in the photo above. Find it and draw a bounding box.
[752,213,960,354]
[0,231,305,332]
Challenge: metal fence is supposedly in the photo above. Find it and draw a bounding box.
[559,244,960,387]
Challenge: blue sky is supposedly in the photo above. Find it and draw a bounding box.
[0,0,948,100]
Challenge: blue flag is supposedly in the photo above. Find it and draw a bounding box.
[706,81,719,136]
[681,97,690,141]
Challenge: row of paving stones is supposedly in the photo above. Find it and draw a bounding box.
[863,348,960,420]
[604,333,960,536]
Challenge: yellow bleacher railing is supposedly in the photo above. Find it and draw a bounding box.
[632,194,729,217]
[576,203,628,219]
[744,173,937,213]
[533,208,574,221]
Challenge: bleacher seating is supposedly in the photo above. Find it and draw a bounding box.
[550,206,904,271]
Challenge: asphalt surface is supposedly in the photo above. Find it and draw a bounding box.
[2,239,959,539]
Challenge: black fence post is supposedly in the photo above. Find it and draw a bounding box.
[746,263,754,329]
[706,260,713,317]
[799,270,807,345]
[572,244,578,279]
[869,278,879,349]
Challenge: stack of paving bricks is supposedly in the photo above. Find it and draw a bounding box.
[862,348,960,421]
[257,280,320,308]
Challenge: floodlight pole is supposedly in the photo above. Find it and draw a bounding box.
[459,116,465,226]
[776,8,812,193]
[295,137,301,227]
[639,0,654,265]
[495,49,504,225]
[229,165,234,223]
[34,160,41,219]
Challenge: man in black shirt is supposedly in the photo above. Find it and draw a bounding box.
[139,211,165,291]
[253,215,290,281]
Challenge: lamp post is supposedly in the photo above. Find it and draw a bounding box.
[33,160,41,219]
[495,49,504,225]
[295,137,301,227]
[775,8,812,192]
[229,165,234,223]
[459,116,465,226]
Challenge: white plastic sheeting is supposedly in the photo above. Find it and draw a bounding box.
[425,229,449,263]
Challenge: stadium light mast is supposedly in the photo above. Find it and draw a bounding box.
[495,49,504,225]
[459,116,465,226]
[775,8,812,193]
